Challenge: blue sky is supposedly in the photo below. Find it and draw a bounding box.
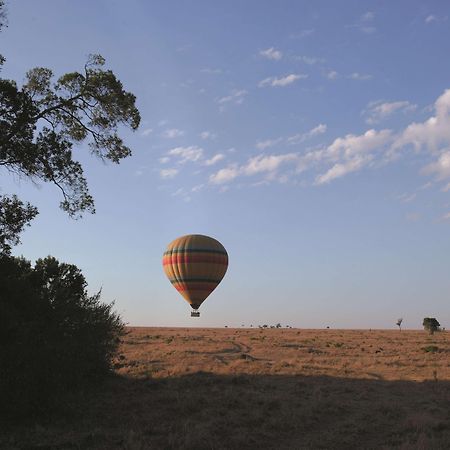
[2,0,450,328]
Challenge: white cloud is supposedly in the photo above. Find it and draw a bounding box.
[158,119,168,127]
[256,138,283,150]
[168,146,204,163]
[287,124,327,145]
[160,168,179,179]
[393,89,450,152]
[260,47,282,60]
[259,73,307,87]
[327,70,339,80]
[350,11,376,33]
[217,89,248,110]
[200,131,216,140]
[315,155,371,184]
[396,193,417,203]
[209,164,240,184]
[422,151,450,180]
[204,153,225,166]
[327,129,392,159]
[348,72,372,80]
[364,100,417,124]
[294,56,325,65]
[243,154,298,176]
[314,129,393,184]
[203,89,450,190]
[159,156,170,164]
[162,128,184,138]
[361,11,375,21]
[442,211,450,221]
[141,128,153,136]
[208,153,299,185]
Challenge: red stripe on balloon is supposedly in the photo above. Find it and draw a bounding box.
[162,255,228,265]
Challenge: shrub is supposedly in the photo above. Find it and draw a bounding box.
[0,255,125,417]
[422,345,439,353]
[423,318,441,335]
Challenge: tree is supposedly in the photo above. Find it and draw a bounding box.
[0,254,125,416]
[423,318,440,335]
[0,2,140,253]
[396,318,403,332]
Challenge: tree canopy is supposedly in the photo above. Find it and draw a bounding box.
[423,318,440,335]
[0,1,140,253]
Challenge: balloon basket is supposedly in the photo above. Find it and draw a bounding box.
[191,310,200,317]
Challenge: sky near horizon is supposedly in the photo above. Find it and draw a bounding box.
[2,0,450,329]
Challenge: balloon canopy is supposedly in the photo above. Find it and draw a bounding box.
[162,234,228,315]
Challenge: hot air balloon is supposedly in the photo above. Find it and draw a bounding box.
[162,234,228,317]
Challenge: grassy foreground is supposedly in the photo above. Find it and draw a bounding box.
[2,328,450,449]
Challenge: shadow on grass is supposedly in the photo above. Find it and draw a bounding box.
[2,372,450,450]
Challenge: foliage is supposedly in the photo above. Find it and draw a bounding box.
[396,318,403,331]
[423,318,441,335]
[1,54,140,215]
[0,1,140,253]
[0,195,38,254]
[0,254,125,417]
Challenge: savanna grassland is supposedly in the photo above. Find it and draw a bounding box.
[2,328,450,449]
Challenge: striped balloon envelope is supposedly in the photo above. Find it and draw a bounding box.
[162,234,228,316]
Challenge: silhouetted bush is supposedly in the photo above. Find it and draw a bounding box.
[0,255,125,417]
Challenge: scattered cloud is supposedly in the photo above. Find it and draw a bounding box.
[442,211,450,221]
[287,124,327,145]
[348,72,372,80]
[396,192,417,203]
[256,138,283,150]
[141,128,153,136]
[393,89,450,153]
[327,70,339,80]
[159,156,170,164]
[243,153,298,176]
[293,55,325,65]
[260,47,283,60]
[315,156,370,185]
[209,153,299,185]
[424,14,447,24]
[349,11,376,33]
[191,184,204,193]
[364,100,417,124]
[361,11,375,21]
[290,29,315,39]
[422,151,450,180]
[200,131,217,140]
[259,73,307,87]
[209,164,240,184]
[204,153,225,166]
[217,89,248,110]
[162,128,184,139]
[168,146,204,164]
[160,168,179,179]
[200,67,222,74]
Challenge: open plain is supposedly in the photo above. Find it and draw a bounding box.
[3,327,450,449]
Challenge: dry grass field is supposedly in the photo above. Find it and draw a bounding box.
[2,327,450,449]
